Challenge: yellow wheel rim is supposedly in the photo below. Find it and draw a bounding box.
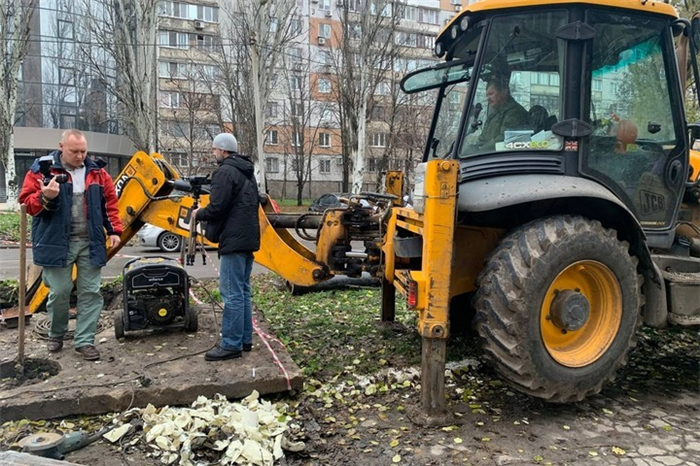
[541,260,622,368]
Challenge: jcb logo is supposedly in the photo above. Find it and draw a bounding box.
[114,166,136,198]
[505,140,550,150]
[639,190,665,215]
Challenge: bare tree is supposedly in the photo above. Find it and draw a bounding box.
[275,49,329,204]
[159,62,221,176]
[77,0,158,152]
[216,0,299,191]
[0,0,37,209]
[333,0,402,193]
[371,60,434,192]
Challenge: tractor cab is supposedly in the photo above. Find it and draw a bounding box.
[402,0,697,248]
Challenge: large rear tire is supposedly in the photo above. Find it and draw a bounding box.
[473,216,643,402]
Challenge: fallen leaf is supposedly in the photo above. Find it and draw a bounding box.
[611,446,626,456]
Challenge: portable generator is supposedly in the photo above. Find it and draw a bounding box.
[114,256,197,338]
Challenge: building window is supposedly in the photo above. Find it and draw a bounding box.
[319,132,331,147]
[57,19,73,39]
[348,0,364,12]
[319,159,331,173]
[267,129,279,145]
[196,4,219,22]
[291,132,301,147]
[371,133,387,147]
[58,66,75,86]
[319,23,331,39]
[418,8,439,25]
[266,157,279,173]
[368,157,379,172]
[159,62,188,79]
[417,34,434,50]
[403,5,417,20]
[163,122,187,138]
[60,114,76,129]
[159,31,189,49]
[290,75,301,90]
[371,106,386,120]
[168,151,188,167]
[291,18,302,35]
[320,51,332,66]
[290,47,303,63]
[195,34,217,51]
[375,81,390,96]
[318,78,331,94]
[531,72,560,87]
[159,91,181,108]
[265,101,279,118]
[318,0,331,11]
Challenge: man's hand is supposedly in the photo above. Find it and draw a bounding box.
[191,207,200,221]
[40,176,60,200]
[108,235,121,249]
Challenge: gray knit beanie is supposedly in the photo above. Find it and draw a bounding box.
[212,133,238,153]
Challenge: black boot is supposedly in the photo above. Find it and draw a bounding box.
[205,346,242,361]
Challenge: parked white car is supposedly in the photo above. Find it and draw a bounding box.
[136,224,182,252]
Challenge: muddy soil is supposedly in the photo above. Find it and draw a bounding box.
[39,327,700,466]
[1,281,698,466]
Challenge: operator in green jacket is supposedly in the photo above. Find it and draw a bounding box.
[476,78,528,150]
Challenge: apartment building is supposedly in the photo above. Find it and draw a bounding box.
[261,0,458,198]
[156,1,223,175]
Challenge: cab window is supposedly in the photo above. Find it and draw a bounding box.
[461,11,567,157]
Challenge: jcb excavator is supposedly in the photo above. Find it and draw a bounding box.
[6,0,699,422]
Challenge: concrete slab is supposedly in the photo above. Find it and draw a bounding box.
[0,306,302,421]
[0,451,85,465]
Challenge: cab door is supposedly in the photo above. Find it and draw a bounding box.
[581,10,687,238]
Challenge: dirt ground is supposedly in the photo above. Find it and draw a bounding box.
[38,328,700,466]
[1,280,698,466]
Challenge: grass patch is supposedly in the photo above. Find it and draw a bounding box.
[274,198,312,207]
[0,212,29,243]
[252,275,481,381]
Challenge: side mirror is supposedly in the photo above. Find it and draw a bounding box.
[688,123,700,139]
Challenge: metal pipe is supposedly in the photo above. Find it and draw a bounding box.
[265,213,322,229]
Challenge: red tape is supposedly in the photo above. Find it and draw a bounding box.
[189,286,292,390]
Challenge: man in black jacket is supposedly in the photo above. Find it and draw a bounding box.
[194,133,260,361]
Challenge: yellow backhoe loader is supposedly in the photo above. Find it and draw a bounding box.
[5,0,699,423]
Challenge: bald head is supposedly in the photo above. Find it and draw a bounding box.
[59,129,88,169]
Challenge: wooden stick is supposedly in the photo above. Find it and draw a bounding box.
[18,204,27,368]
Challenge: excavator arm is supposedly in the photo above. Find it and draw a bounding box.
[10,151,385,321]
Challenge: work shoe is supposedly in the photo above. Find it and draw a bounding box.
[47,337,63,352]
[205,346,242,361]
[243,343,253,352]
[75,345,100,361]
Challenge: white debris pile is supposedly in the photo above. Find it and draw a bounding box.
[136,391,293,466]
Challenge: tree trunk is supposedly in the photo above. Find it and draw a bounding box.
[4,132,19,210]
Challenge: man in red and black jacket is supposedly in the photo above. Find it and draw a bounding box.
[19,129,123,360]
